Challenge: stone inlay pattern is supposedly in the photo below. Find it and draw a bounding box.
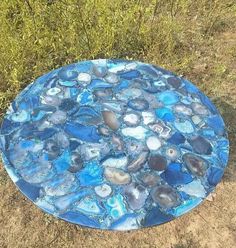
[0,59,229,230]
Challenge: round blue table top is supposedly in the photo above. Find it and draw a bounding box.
[0,59,229,230]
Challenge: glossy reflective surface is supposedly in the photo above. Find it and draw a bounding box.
[0,59,229,230]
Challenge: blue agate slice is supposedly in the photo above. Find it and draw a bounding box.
[0,59,229,230]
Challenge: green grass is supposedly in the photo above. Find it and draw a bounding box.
[0,0,235,115]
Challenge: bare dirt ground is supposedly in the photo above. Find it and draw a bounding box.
[0,30,236,248]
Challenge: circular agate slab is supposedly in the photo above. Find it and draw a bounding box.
[0,59,229,230]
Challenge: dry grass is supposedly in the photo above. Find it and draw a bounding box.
[0,0,235,114]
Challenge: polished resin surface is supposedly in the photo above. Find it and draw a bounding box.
[0,59,229,230]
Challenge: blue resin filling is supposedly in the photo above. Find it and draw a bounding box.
[0,59,229,230]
